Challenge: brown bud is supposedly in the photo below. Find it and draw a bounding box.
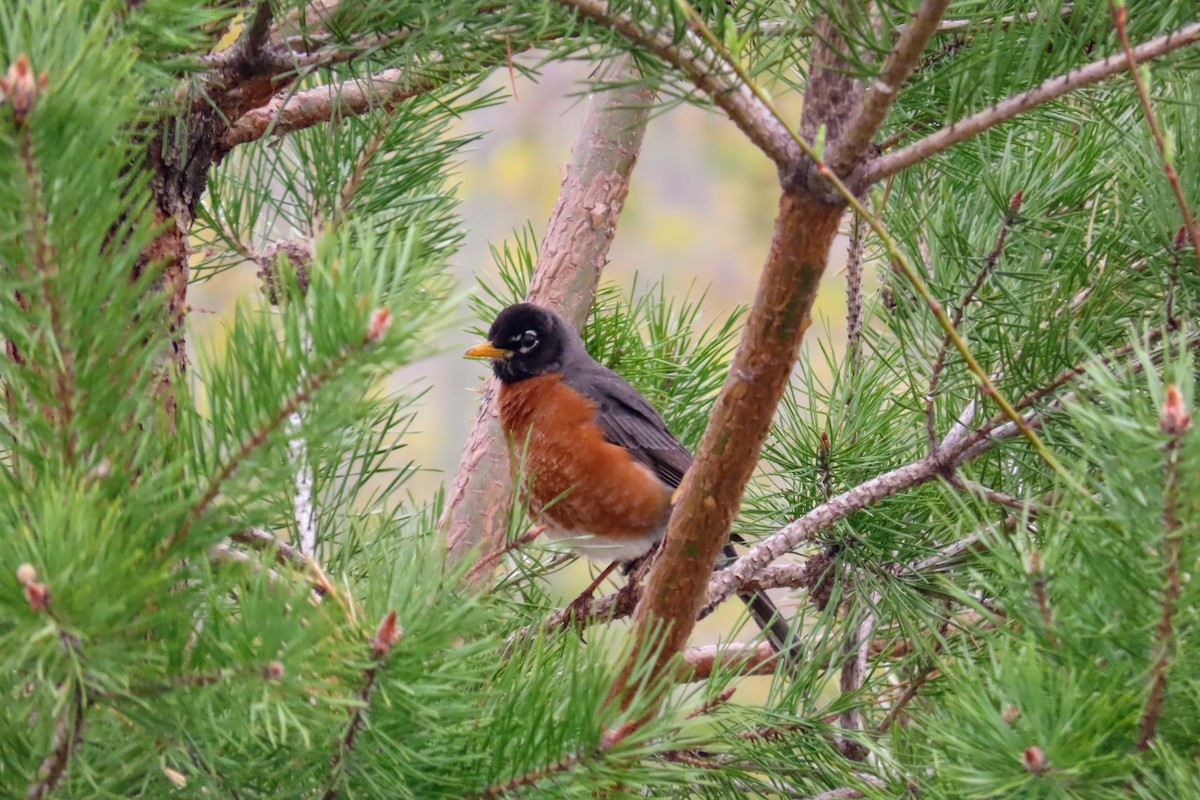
[1160,384,1192,436]
[372,610,401,658]
[1174,226,1189,251]
[1022,745,1046,773]
[24,581,49,612]
[264,660,285,680]
[1009,189,1024,213]
[0,54,45,126]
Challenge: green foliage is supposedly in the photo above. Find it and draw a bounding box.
[2,0,1199,797]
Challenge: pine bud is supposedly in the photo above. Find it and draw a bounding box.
[366,307,392,343]
[16,562,36,585]
[1174,226,1188,251]
[24,581,49,612]
[372,609,401,658]
[264,660,285,680]
[1160,384,1191,436]
[1002,705,1020,724]
[1022,745,1046,773]
[0,54,47,127]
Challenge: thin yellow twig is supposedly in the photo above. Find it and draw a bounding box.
[1109,1,1200,271]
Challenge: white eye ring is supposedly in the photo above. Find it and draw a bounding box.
[518,330,539,352]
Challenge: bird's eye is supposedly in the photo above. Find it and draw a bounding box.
[519,330,539,351]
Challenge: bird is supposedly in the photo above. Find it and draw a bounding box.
[465,302,795,663]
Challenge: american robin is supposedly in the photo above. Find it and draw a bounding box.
[466,302,795,660]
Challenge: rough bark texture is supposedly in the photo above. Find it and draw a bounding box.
[610,190,844,703]
[443,56,655,572]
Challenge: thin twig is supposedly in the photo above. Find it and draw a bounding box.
[875,662,936,734]
[686,687,736,719]
[464,524,545,583]
[950,477,1044,516]
[1109,3,1200,271]
[926,190,1023,451]
[756,6,1073,39]
[470,720,640,799]
[208,542,288,587]
[828,0,953,175]
[18,567,87,800]
[861,22,1200,185]
[845,213,867,375]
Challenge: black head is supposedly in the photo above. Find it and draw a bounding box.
[464,303,587,383]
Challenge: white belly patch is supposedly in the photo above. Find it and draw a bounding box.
[544,525,661,562]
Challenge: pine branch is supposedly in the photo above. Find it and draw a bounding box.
[16,565,87,800]
[164,314,389,554]
[838,602,878,759]
[6,59,76,454]
[220,68,436,150]
[703,393,1051,616]
[516,335,1195,640]
[27,680,85,800]
[1136,385,1192,749]
[860,22,1200,186]
[445,54,654,570]
[550,0,800,169]
[678,642,780,682]
[321,610,402,800]
[827,0,953,176]
[1110,3,1200,271]
[707,332,1200,611]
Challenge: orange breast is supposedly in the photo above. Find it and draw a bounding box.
[497,374,672,542]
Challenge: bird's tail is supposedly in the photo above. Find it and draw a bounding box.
[720,542,801,673]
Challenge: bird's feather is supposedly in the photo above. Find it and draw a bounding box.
[561,363,692,489]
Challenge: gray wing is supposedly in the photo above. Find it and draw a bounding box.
[562,363,693,489]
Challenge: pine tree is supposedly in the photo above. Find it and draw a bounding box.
[2,1,1198,797]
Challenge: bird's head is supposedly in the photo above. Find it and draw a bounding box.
[465,303,585,383]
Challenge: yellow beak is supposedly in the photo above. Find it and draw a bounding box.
[464,341,510,360]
